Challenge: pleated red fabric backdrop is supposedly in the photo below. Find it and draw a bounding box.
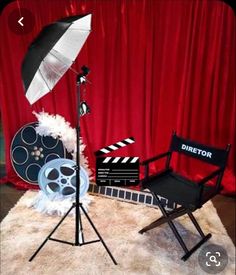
[0,0,235,194]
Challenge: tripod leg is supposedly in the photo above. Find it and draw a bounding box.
[80,204,118,265]
[79,209,85,243]
[75,203,84,245]
[29,204,75,261]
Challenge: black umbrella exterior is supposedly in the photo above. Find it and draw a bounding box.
[22,14,91,104]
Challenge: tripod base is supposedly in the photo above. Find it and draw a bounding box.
[29,202,117,265]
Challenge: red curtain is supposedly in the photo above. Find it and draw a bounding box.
[0,0,235,194]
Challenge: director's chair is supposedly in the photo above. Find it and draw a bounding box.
[139,132,231,261]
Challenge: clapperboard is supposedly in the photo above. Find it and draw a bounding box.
[95,137,139,186]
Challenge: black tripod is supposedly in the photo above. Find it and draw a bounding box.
[29,67,117,265]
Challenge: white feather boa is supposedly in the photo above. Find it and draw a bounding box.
[33,111,92,176]
[28,191,91,217]
[30,111,92,216]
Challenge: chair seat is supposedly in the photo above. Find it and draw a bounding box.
[143,171,203,210]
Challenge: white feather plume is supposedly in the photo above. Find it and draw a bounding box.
[28,191,91,216]
[33,111,92,177]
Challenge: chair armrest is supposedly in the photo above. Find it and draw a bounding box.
[140,151,171,165]
[198,168,223,186]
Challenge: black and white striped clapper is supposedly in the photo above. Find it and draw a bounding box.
[95,137,139,187]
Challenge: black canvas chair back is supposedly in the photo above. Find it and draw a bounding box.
[170,133,229,168]
[139,132,231,261]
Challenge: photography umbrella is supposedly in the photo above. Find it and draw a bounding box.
[22,14,91,105]
[21,14,117,265]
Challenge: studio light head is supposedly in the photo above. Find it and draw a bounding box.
[81,65,90,76]
[80,101,90,116]
[77,65,90,84]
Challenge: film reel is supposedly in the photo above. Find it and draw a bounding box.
[10,122,66,185]
[38,158,89,198]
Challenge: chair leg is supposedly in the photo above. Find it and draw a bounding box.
[139,206,187,234]
[139,193,212,261]
[139,216,170,234]
[181,233,212,261]
[180,210,212,261]
[153,194,189,255]
[167,219,189,254]
[187,211,205,238]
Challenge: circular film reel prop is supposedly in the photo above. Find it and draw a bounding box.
[38,158,89,198]
[10,122,66,185]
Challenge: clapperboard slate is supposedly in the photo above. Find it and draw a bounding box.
[95,137,139,186]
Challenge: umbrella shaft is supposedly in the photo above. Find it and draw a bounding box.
[75,81,81,243]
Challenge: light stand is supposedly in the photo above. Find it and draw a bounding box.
[29,67,117,265]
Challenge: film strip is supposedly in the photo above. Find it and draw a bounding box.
[88,183,175,211]
[95,137,139,186]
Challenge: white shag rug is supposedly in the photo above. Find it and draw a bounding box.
[0,191,235,275]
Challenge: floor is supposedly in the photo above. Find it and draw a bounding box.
[0,165,235,246]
